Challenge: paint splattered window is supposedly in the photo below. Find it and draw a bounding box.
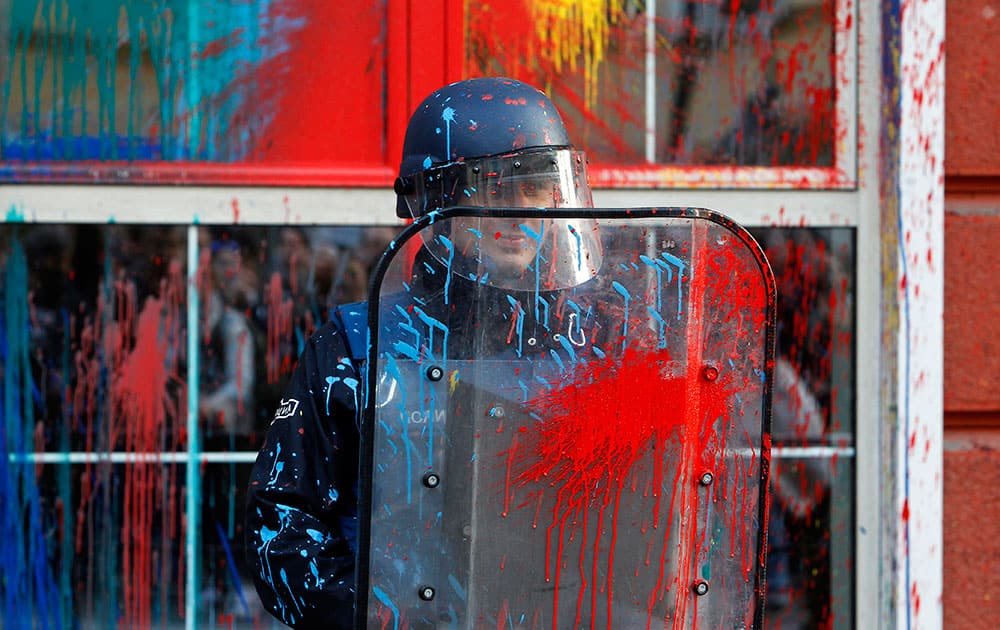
[0,0,859,627]
[1,0,851,187]
[469,1,847,179]
[0,223,397,626]
[0,222,854,628]
[0,2,399,184]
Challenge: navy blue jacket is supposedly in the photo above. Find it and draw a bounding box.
[245,304,367,629]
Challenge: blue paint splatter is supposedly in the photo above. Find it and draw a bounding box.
[448,574,467,601]
[4,2,308,164]
[660,252,687,318]
[372,586,401,630]
[441,106,456,158]
[612,281,631,352]
[0,236,62,628]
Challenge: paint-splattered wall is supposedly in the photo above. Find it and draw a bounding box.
[0,223,399,626]
[1,1,857,628]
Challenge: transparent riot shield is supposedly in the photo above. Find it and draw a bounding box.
[356,208,776,629]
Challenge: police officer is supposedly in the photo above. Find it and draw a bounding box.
[245,77,601,628]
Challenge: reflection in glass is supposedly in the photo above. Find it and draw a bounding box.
[468,0,836,167]
[751,226,855,629]
[0,223,394,627]
[1,222,852,627]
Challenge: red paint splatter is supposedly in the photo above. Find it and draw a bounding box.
[108,264,186,628]
[504,347,736,628]
[195,29,247,60]
[264,272,294,383]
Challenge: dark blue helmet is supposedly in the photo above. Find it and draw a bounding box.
[394,77,593,218]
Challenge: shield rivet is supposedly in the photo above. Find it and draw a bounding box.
[419,586,436,601]
[692,580,709,596]
[426,366,444,381]
[699,471,714,486]
[422,472,441,489]
[701,365,719,382]
[527,337,537,346]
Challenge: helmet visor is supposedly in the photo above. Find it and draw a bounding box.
[398,148,593,217]
[398,148,601,292]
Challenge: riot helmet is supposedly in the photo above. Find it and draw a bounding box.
[393,77,602,292]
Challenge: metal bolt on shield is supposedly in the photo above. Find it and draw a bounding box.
[692,580,709,596]
[426,366,443,381]
[419,586,436,601]
[701,365,719,381]
[422,472,440,488]
[699,471,714,486]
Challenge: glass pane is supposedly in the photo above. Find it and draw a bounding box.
[467,0,836,167]
[1,221,855,627]
[749,226,855,629]
[195,225,396,447]
[1,2,389,179]
[195,224,394,627]
[0,223,395,627]
[201,461,263,625]
[1,224,189,625]
[2,224,189,454]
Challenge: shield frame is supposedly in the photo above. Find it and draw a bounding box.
[354,206,777,629]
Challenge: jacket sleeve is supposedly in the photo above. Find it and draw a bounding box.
[245,321,362,628]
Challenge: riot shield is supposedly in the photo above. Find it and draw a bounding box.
[357,208,776,629]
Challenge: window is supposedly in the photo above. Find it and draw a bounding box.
[468,0,854,188]
[2,1,852,188]
[0,1,449,185]
[1,1,869,628]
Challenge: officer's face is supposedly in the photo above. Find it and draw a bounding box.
[453,217,545,276]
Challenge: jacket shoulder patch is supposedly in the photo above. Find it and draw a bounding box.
[273,398,300,421]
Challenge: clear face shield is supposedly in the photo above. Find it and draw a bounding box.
[395,148,603,292]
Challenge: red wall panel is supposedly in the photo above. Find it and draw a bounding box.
[263,4,387,165]
[943,211,1000,412]
[943,441,1000,628]
[945,2,1000,175]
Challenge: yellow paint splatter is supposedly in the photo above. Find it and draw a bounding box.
[448,370,461,393]
[529,0,621,108]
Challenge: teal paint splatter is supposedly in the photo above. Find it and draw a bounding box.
[0,236,62,628]
[4,206,24,222]
[2,0,306,163]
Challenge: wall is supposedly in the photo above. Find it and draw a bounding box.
[942,1,1000,626]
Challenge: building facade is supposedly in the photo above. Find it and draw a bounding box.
[0,0,980,628]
